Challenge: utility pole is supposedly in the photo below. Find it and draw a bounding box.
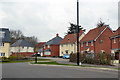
[77,0,80,66]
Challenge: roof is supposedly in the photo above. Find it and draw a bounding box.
[80,25,111,42]
[0,28,11,42]
[11,39,33,47]
[37,48,43,52]
[59,30,84,44]
[35,42,46,47]
[44,34,62,45]
[110,27,120,38]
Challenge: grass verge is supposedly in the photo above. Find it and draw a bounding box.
[1,58,51,63]
[31,61,120,70]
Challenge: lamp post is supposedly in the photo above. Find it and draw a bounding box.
[77,0,80,66]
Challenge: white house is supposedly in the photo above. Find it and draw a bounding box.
[10,39,34,53]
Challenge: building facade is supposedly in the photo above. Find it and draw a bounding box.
[0,28,11,58]
[80,25,114,54]
[59,31,85,56]
[110,27,120,60]
[10,39,34,53]
[43,34,62,57]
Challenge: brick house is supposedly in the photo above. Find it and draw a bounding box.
[35,42,46,56]
[35,42,46,52]
[80,25,114,54]
[43,34,62,57]
[59,30,85,56]
[110,27,120,60]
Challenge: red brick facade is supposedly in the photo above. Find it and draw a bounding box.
[80,26,113,54]
[43,45,59,57]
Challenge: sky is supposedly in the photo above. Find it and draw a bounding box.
[0,0,119,42]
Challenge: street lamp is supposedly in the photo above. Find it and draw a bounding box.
[35,52,37,63]
[77,0,80,66]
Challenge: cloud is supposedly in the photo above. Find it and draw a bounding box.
[0,0,119,42]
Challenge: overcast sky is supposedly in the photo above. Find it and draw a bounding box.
[0,0,119,42]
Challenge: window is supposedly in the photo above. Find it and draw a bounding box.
[61,44,63,47]
[119,38,120,42]
[44,46,45,48]
[0,43,4,47]
[1,53,5,56]
[114,38,116,43]
[62,52,63,54]
[86,42,88,46]
[71,44,73,47]
[66,44,68,47]
[91,41,93,46]
[91,50,94,53]
[81,51,84,54]
[48,45,50,48]
[81,42,83,47]
[0,31,5,38]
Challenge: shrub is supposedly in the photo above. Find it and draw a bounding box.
[70,53,112,65]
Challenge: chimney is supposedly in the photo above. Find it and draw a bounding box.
[56,33,59,37]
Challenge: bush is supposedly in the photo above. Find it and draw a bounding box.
[70,53,112,65]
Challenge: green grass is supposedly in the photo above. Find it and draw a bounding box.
[32,61,120,70]
[1,58,51,63]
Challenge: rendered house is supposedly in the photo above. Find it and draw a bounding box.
[59,30,85,56]
[11,39,34,53]
[0,28,11,58]
[110,27,120,60]
[43,34,62,57]
[80,25,114,54]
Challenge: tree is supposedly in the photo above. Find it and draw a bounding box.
[97,19,106,28]
[10,29,38,47]
[67,23,85,34]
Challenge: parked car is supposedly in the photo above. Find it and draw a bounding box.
[31,53,40,57]
[63,54,70,59]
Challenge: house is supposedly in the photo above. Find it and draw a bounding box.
[59,30,85,56]
[43,34,62,57]
[80,25,114,54]
[35,42,46,56]
[0,28,11,58]
[35,42,46,52]
[110,27,120,60]
[11,39,34,53]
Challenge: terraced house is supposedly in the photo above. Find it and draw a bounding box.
[0,28,11,58]
[59,30,85,56]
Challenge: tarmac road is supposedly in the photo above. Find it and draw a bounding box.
[2,62,118,78]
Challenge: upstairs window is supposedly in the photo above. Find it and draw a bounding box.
[44,46,45,48]
[91,41,93,46]
[119,38,120,42]
[81,42,83,47]
[114,38,116,43]
[0,31,5,38]
[86,42,88,46]
[48,45,50,48]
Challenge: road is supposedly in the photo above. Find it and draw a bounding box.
[2,62,118,78]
